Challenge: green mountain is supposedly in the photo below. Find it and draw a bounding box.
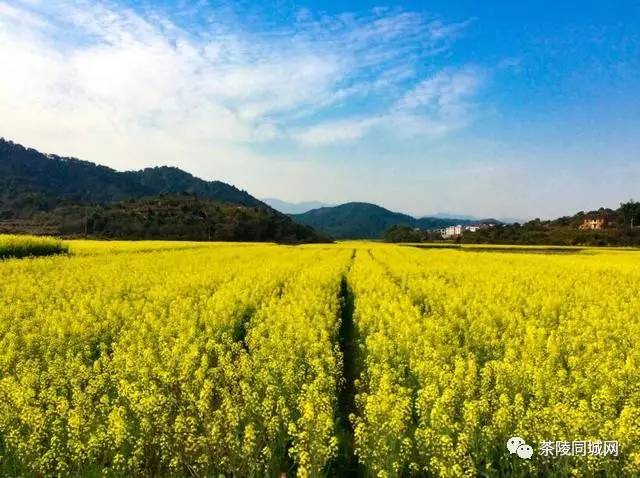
[291,202,414,239]
[290,202,496,239]
[0,138,264,208]
[0,138,326,243]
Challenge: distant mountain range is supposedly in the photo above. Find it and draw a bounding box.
[0,138,326,243]
[290,202,500,239]
[430,212,480,221]
[261,198,334,215]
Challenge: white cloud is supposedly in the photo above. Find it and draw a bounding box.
[0,1,48,28]
[295,117,382,146]
[395,67,483,114]
[293,67,485,145]
[0,1,479,175]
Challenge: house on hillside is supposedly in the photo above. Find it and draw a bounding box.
[578,215,614,230]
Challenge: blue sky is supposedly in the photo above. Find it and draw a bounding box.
[0,0,638,219]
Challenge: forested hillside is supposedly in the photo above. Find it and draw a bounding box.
[0,139,326,243]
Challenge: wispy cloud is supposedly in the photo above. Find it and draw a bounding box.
[395,67,483,114]
[0,1,48,28]
[294,66,485,145]
[0,0,480,169]
[295,117,383,146]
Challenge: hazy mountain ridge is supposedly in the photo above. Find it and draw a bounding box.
[430,212,479,221]
[261,198,335,214]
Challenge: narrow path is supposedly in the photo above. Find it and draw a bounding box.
[328,250,366,477]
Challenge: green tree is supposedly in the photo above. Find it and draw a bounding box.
[619,200,640,229]
[382,224,423,243]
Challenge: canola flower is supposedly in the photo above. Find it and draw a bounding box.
[1,240,639,477]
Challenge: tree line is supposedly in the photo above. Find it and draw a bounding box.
[383,200,640,246]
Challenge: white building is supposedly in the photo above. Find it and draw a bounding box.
[441,224,483,238]
[442,225,464,238]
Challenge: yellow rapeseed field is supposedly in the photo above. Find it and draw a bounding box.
[1,238,639,477]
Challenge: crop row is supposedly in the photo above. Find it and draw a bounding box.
[347,247,640,477]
